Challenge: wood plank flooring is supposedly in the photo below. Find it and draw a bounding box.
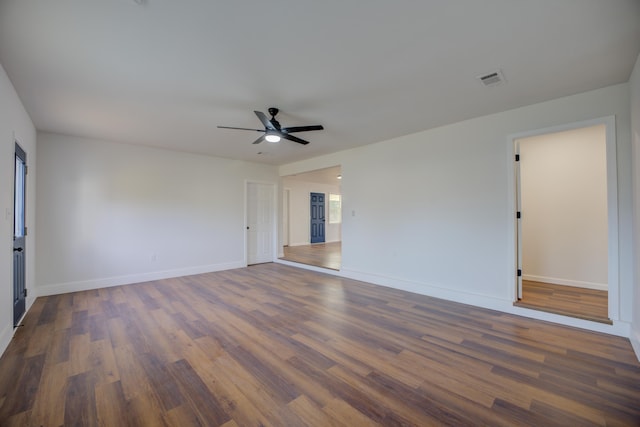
[1,263,639,426]
[516,280,610,324]
[280,242,341,270]
[279,243,607,324]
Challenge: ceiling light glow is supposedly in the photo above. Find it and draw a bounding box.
[265,134,281,143]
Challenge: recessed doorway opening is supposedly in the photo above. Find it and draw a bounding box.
[511,117,618,324]
[280,166,342,270]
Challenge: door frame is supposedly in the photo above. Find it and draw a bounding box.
[507,116,619,321]
[244,180,277,266]
[13,141,27,327]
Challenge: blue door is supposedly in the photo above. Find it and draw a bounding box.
[310,192,325,244]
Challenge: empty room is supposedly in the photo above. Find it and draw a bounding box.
[1,1,640,426]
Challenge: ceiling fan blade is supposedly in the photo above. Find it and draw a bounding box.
[281,125,324,133]
[282,134,310,145]
[252,135,265,145]
[217,126,263,132]
[254,111,277,131]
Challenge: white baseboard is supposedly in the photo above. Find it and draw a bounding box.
[36,261,245,296]
[340,267,508,310]
[522,274,607,291]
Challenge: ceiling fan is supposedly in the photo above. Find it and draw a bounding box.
[218,107,323,145]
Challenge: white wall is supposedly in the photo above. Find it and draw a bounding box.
[282,177,341,246]
[0,64,36,356]
[36,132,278,295]
[280,83,633,336]
[630,53,640,360]
[519,125,608,289]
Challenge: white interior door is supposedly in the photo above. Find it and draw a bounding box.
[247,182,275,265]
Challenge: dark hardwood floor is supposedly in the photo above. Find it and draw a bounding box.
[280,242,341,270]
[516,280,610,324]
[1,263,639,426]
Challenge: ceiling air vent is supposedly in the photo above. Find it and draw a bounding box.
[477,69,506,87]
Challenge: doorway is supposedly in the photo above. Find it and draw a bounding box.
[279,166,342,270]
[246,182,276,265]
[13,143,27,326]
[512,118,617,323]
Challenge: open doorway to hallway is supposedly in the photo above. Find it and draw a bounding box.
[513,119,617,324]
[280,166,342,270]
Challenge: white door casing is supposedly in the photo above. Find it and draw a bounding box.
[508,116,618,320]
[247,182,276,265]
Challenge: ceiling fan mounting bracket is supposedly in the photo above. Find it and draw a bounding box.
[268,107,279,118]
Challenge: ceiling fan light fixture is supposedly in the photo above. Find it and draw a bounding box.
[265,134,281,143]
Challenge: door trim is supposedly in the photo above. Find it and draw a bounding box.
[506,116,618,321]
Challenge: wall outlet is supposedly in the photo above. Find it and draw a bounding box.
[5,208,11,220]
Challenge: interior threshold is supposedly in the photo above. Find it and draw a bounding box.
[513,301,612,325]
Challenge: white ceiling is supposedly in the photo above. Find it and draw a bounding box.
[1,1,639,165]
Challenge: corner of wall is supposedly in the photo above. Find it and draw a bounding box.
[630,52,640,362]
